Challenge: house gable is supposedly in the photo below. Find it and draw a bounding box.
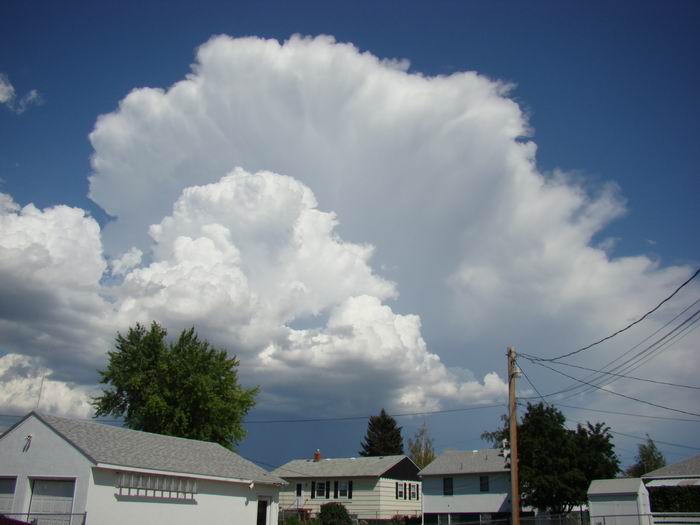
[381,457,420,481]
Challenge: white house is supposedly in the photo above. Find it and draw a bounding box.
[419,449,512,525]
[273,452,421,521]
[0,412,285,525]
[588,478,653,525]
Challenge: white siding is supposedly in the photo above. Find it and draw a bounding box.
[0,416,92,525]
[87,467,279,525]
[0,415,281,525]
[377,478,422,518]
[279,477,421,520]
[422,473,511,515]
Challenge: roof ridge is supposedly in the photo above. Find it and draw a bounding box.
[39,412,227,449]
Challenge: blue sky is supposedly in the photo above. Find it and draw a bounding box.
[1,1,699,470]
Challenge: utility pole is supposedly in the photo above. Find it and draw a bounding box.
[508,346,521,525]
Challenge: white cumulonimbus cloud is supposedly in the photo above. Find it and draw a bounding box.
[0,35,697,427]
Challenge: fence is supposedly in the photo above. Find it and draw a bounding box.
[0,513,87,525]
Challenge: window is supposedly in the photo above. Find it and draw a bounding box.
[0,478,16,514]
[410,484,417,500]
[480,476,489,492]
[316,481,325,498]
[397,482,404,499]
[443,477,453,496]
[338,480,348,498]
[116,471,196,500]
[296,483,302,497]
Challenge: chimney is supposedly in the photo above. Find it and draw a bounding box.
[313,449,321,462]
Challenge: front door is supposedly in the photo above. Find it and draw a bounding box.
[256,498,269,525]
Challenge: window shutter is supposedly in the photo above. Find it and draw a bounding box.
[417,484,420,501]
[404,482,407,500]
[409,483,412,500]
[311,481,316,499]
[348,480,353,499]
[396,482,399,499]
[326,480,330,499]
[334,481,339,499]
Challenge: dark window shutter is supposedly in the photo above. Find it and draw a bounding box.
[396,481,399,499]
[348,480,353,499]
[311,481,316,499]
[409,483,412,500]
[404,482,407,500]
[334,481,339,499]
[417,484,420,501]
[326,480,330,499]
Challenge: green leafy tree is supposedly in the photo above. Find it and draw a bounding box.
[93,322,258,449]
[408,422,436,469]
[572,422,620,502]
[319,502,352,525]
[625,435,666,477]
[359,408,404,456]
[519,403,583,513]
[482,403,619,513]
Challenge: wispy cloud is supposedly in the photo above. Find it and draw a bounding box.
[0,73,44,114]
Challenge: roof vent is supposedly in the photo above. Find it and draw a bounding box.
[472,449,478,454]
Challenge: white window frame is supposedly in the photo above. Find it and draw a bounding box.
[410,483,417,499]
[398,482,404,499]
[338,480,348,499]
[116,471,197,500]
[316,481,326,498]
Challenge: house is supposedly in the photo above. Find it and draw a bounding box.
[419,449,511,525]
[642,453,700,513]
[588,478,653,525]
[0,411,285,525]
[273,451,421,521]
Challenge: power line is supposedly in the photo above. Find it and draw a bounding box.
[553,403,700,424]
[519,304,700,400]
[525,357,700,418]
[539,360,700,390]
[516,359,550,407]
[556,311,700,401]
[531,267,700,362]
[245,403,505,424]
[600,428,700,452]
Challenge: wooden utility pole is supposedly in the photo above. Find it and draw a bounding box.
[508,346,521,525]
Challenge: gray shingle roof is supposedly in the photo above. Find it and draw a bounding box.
[643,453,700,479]
[588,478,644,495]
[33,412,284,485]
[273,455,407,478]
[419,449,509,476]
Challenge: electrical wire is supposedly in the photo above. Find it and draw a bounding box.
[518,304,700,400]
[529,267,700,362]
[537,360,700,390]
[553,403,700,423]
[245,404,505,424]
[525,357,700,418]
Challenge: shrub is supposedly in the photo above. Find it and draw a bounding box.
[319,502,352,525]
[285,516,303,525]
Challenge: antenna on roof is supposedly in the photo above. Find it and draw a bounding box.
[35,373,47,411]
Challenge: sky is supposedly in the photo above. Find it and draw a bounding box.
[1,1,699,472]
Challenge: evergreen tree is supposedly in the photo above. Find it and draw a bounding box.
[359,408,404,456]
[625,435,666,477]
[408,422,436,469]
